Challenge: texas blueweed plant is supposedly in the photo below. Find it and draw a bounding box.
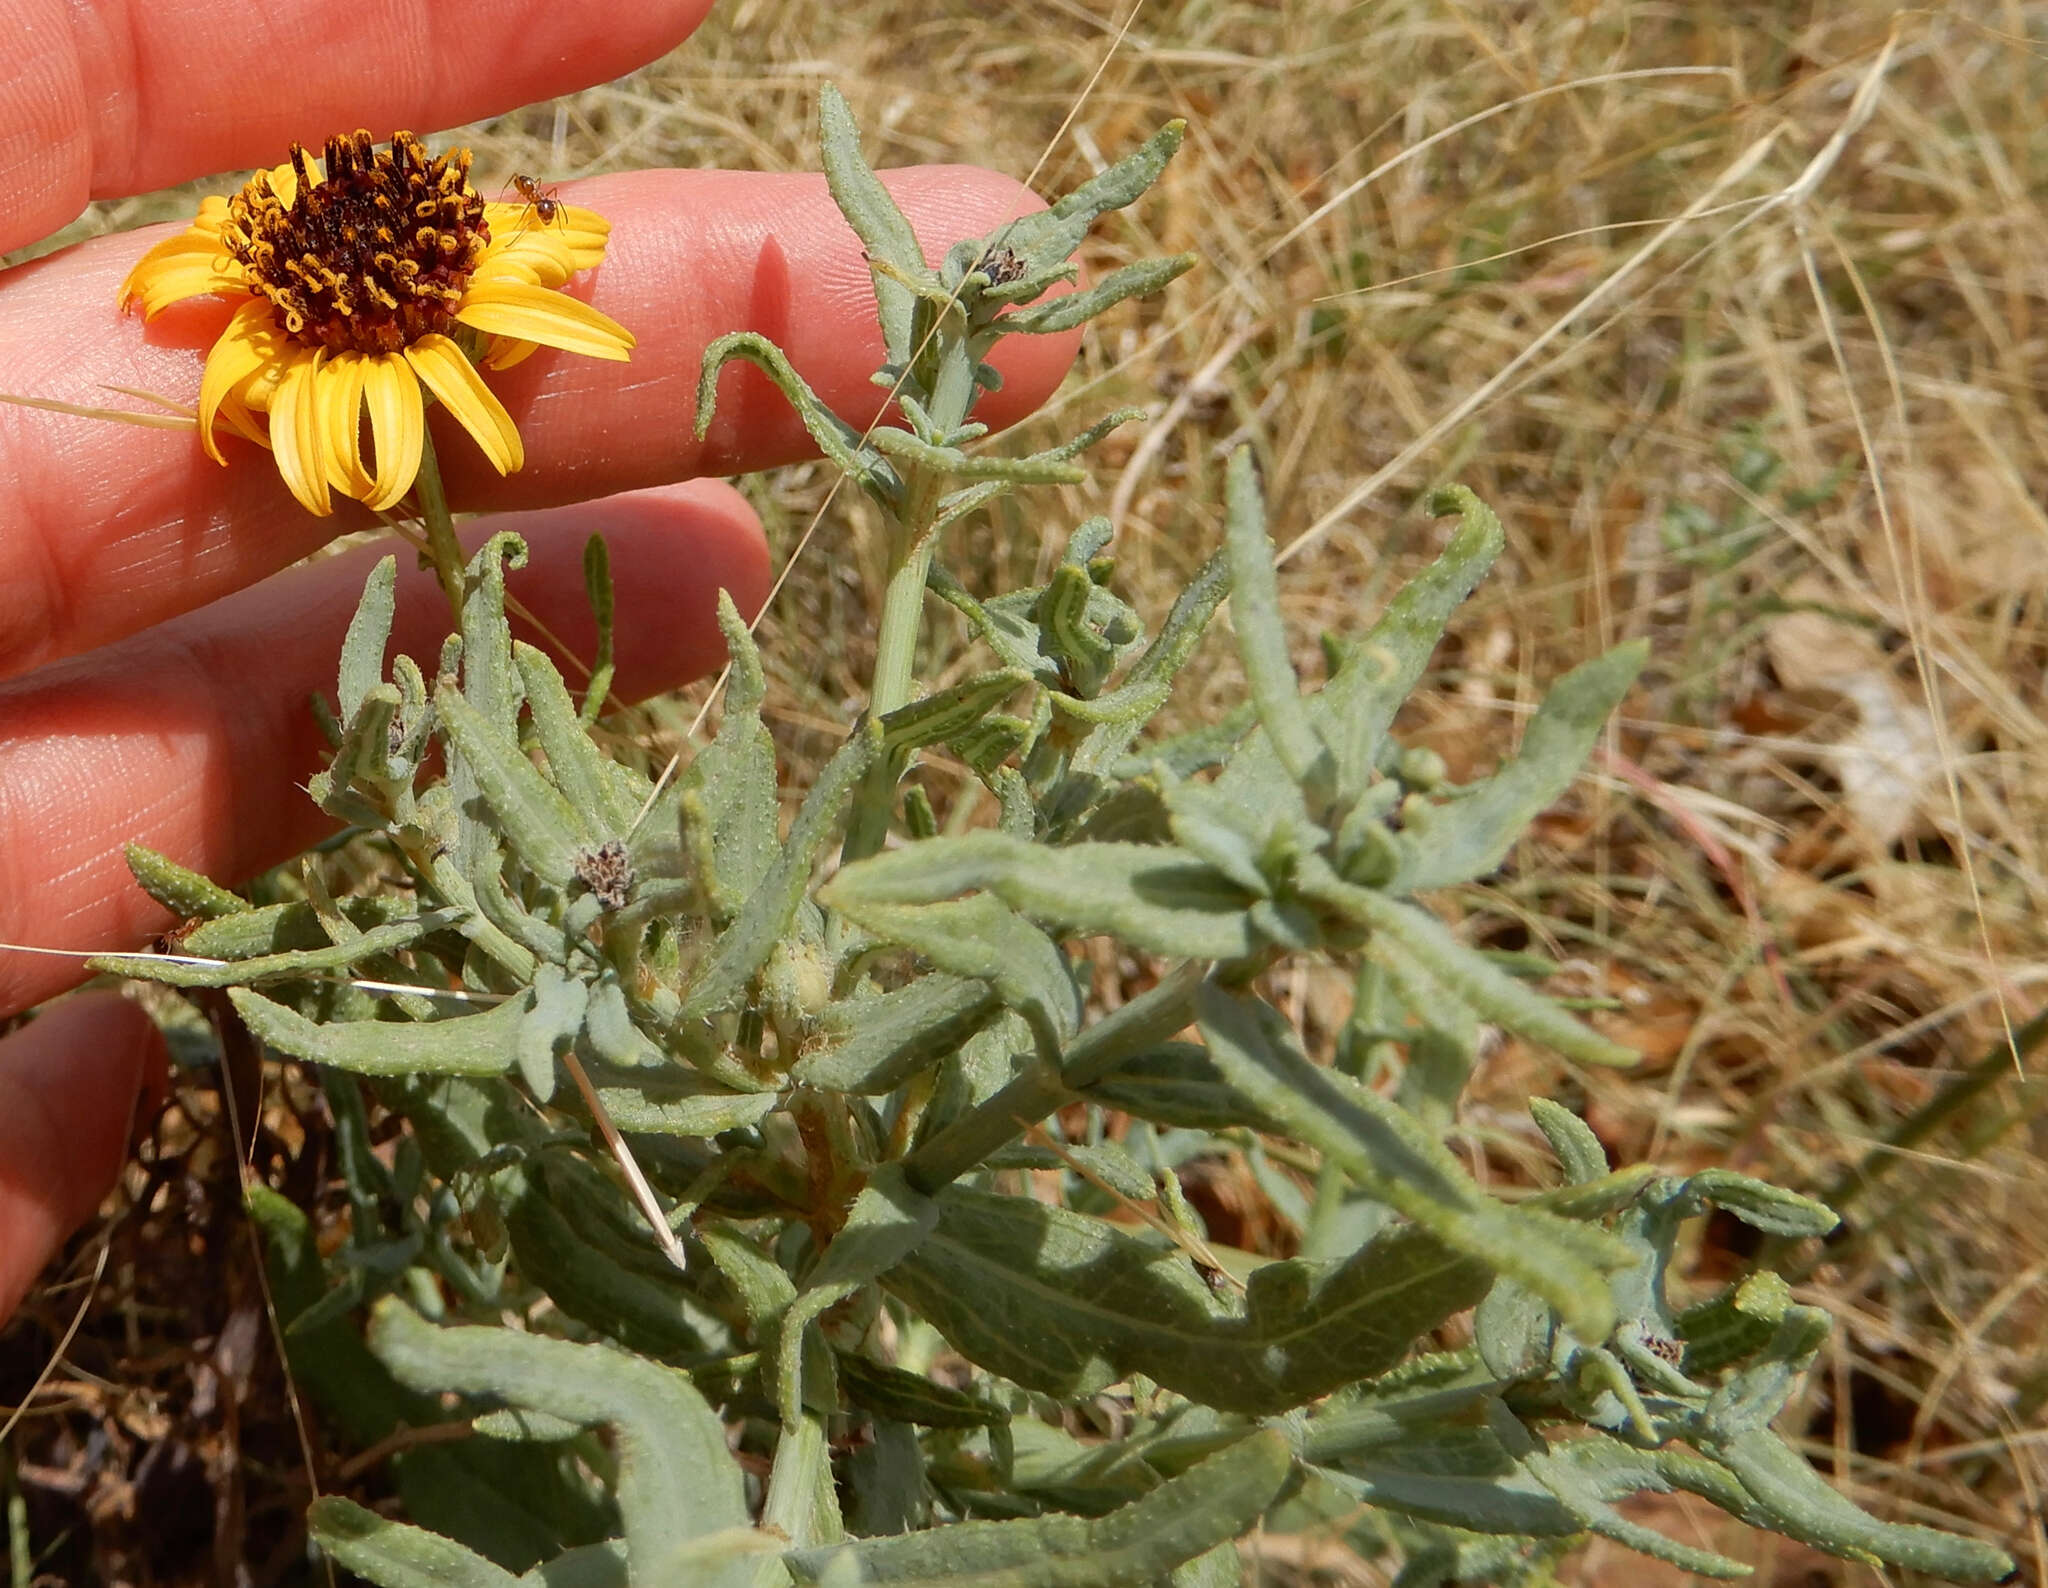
[98,90,2015,1587]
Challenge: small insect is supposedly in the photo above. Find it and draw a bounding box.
[506,172,565,232]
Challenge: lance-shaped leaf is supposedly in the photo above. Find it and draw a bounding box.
[869,426,1086,485]
[828,893,1078,1063]
[1659,1429,2013,1581]
[1079,1042,1286,1132]
[881,670,1032,753]
[92,907,465,988]
[817,84,933,366]
[310,1499,518,1588]
[786,1428,1288,1587]
[338,554,399,723]
[515,642,636,838]
[367,1300,751,1585]
[988,119,1187,280]
[1215,485,1503,815]
[1001,254,1197,335]
[679,592,781,920]
[310,681,403,817]
[1298,857,1637,1068]
[124,843,247,920]
[436,680,587,887]
[796,975,1001,1094]
[231,984,531,1077]
[823,831,1260,962]
[1378,641,1646,894]
[1677,1170,1839,1239]
[580,1074,779,1138]
[838,1354,1008,1431]
[516,964,586,1103]
[882,1185,1489,1414]
[1197,984,1626,1342]
[696,331,893,498]
[1223,447,1332,802]
[683,721,878,1018]
[461,533,529,738]
[579,532,617,728]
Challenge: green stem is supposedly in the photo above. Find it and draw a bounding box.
[413,427,466,621]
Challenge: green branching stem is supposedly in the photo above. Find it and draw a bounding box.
[842,330,986,864]
[412,427,466,622]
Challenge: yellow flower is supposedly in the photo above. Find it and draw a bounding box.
[118,129,634,517]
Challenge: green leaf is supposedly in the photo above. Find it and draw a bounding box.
[786,1428,1287,1587]
[1196,983,1626,1342]
[369,1299,750,1582]
[881,670,1032,753]
[123,843,247,921]
[1664,1428,2014,1581]
[794,975,1002,1094]
[515,643,635,838]
[817,84,933,366]
[1530,1098,1610,1185]
[1223,447,1332,802]
[991,119,1187,281]
[231,984,530,1077]
[683,721,878,1018]
[516,964,586,1103]
[883,1186,1489,1414]
[765,1416,846,1551]
[340,555,399,724]
[1681,1170,1839,1239]
[1298,859,1637,1068]
[680,592,781,921]
[1001,255,1197,335]
[828,893,1078,1062]
[824,832,1259,962]
[579,533,617,728]
[91,907,464,988]
[838,1354,1007,1430]
[695,332,894,499]
[1078,1042,1284,1132]
[311,1498,519,1588]
[1381,642,1646,893]
[437,680,587,886]
[1216,484,1503,814]
[584,1077,778,1138]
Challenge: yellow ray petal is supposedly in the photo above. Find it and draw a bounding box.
[320,353,374,500]
[404,334,523,476]
[475,227,577,289]
[214,390,269,449]
[271,351,333,516]
[361,354,426,511]
[482,337,541,372]
[119,252,251,318]
[482,201,609,270]
[454,278,634,361]
[196,299,289,464]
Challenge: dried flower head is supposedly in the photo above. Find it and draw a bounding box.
[118,129,635,517]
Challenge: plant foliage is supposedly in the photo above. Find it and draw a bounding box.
[103,89,2012,1586]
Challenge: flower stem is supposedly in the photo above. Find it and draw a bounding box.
[413,427,466,621]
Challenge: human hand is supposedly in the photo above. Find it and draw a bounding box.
[0,0,1079,1321]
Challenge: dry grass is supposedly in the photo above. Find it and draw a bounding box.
[10,2,2046,1582]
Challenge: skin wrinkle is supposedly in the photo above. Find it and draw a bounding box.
[3,0,91,249]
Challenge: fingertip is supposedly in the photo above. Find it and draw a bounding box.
[0,993,165,1321]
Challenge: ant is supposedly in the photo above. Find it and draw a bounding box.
[504,172,565,233]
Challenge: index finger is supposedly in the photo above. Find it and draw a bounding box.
[5,0,715,253]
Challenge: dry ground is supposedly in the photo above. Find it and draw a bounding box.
[6,2,2045,1583]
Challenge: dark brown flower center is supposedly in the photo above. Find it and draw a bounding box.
[223,130,489,355]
